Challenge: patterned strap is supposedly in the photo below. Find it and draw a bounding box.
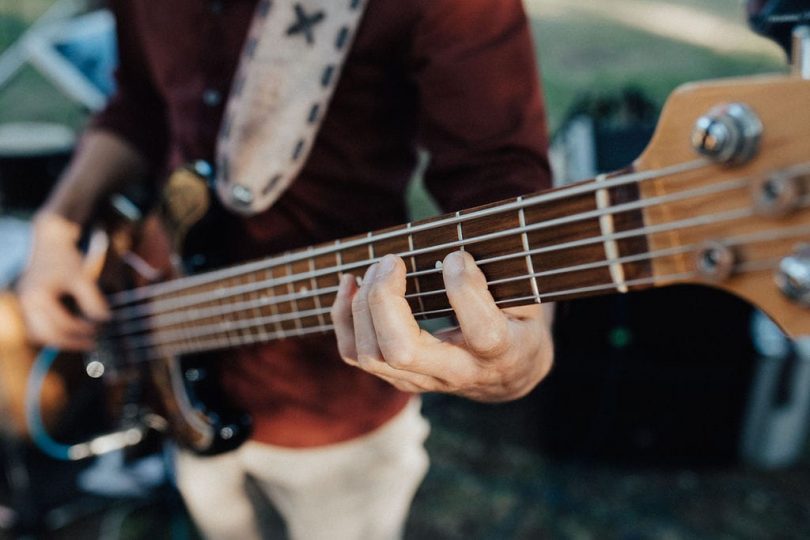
[215,0,367,215]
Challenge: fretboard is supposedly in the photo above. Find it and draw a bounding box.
[109,170,655,360]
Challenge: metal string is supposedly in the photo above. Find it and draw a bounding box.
[112,197,752,335]
[108,159,710,307]
[110,170,756,323]
[109,182,810,338]
[118,221,807,356]
[126,254,785,361]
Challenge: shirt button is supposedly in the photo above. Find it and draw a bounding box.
[202,88,222,107]
[210,0,224,14]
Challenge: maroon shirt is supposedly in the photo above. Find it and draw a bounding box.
[94,0,551,446]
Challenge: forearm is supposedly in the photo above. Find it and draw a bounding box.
[40,130,151,226]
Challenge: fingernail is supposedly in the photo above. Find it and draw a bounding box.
[377,254,397,277]
[443,251,466,277]
[362,263,378,285]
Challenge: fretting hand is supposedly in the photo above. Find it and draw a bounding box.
[331,251,554,402]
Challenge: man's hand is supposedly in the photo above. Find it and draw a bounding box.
[17,213,109,351]
[331,251,554,402]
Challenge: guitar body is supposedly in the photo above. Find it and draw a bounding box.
[0,293,69,434]
[0,167,252,455]
[104,170,253,455]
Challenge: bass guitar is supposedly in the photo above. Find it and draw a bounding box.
[1,71,809,459]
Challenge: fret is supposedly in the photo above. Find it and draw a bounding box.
[285,263,304,331]
[312,250,340,314]
[269,260,297,335]
[524,188,613,301]
[264,266,286,338]
[167,283,215,351]
[210,283,238,348]
[408,216,454,314]
[131,169,661,358]
[406,223,426,316]
[227,277,252,344]
[454,200,534,309]
[340,232,374,282]
[455,211,465,252]
[286,254,326,330]
[334,239,343,277]
[307,247,327,328]
[244,271,270,343]
[163,290,198,356]
[517,197,542,304]
[228,276,253,345]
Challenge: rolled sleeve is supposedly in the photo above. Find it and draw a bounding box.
[410,0,551,211]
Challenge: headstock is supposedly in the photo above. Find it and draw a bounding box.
[633,71,810,338]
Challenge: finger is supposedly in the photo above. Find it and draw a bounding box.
[442,251,511,359]
[70,278,110,322]
[29,290,96,338]
[356,354,444,393]
[371,371,432,394]
[331,274,359,364]
[26,314,93,350]
[367,255,432,371]
[24,293,95,350]
[352,263,383,364]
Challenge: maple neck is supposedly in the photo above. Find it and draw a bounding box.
[107,161,683,360]
[102,73,810,355]
[109,150,810,360]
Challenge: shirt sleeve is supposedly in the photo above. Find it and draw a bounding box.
[89,0,168,173]
[409,0,551,212]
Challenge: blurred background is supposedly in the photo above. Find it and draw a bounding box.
[0,0,809,538]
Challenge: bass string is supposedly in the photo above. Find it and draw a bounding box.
[125,255,784,362]
[115,242,699,340]
[110,171,762,323]
[108,159,711,307]
[117,231,797,354]
[117,242,699,346]
[110,196,810,338]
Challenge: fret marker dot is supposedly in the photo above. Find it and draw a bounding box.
[300,286,308,293]
[355,276,363,287]
[435,261,443,270]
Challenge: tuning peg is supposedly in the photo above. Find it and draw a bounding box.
[691,103,763,165]
[776,243,810,307]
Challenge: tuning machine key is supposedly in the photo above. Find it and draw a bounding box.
[696,241,736,282]
[752,171,805,217]
[691,103,763,165]
[776,244,810,307]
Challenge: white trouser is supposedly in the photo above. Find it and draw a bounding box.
[174,398,430,540]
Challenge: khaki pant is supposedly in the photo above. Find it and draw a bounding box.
[174,398,430,540]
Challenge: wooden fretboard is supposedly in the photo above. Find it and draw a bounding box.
[109,168,664,360]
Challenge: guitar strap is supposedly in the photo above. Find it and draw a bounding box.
[214,0,368,215]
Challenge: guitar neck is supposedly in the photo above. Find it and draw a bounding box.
[105,74,810,355]
[108,163,681,360]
